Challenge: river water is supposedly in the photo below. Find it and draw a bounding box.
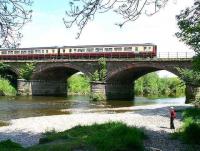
[0,96,185,121]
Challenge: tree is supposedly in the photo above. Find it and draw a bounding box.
[0,0,32,48]
[176,1,200,85]
[19,62,36,80]
[63,0,169,38]
[176,1,200,54]
[91,57,107,82]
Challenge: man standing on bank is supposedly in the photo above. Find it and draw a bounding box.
[170,107,176,129]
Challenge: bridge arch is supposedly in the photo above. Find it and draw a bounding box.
[0,66,19,88]
[106,62,182,83]
[103,61,188,100]
[32,63,91,80]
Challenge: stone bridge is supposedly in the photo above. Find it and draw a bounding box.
[1,58,199,103]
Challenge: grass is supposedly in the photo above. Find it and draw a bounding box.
[0,77,17,96]
[0,122,146,151]
[0,140,24,151]
[172,108,200,145]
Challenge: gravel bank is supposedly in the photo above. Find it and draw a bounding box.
[0,104,194,150]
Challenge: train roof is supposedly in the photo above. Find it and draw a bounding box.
[0,43,156,51]
[62,43,156,48]
[0,46,58,51]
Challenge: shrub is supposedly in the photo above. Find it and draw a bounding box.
[0,77,17,96]
[182,122,200,144]
[89,93,106,101]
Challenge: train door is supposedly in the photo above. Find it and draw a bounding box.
[58,48,60,59]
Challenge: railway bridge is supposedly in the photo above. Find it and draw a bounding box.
[0,56,199,103]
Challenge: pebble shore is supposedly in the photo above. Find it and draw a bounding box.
[0,104,195,150]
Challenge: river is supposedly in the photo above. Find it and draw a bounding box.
[0,95,185,121]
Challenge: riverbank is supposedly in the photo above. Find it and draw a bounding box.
[0,104,194,150]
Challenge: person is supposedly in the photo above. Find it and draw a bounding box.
[170,107,176,129]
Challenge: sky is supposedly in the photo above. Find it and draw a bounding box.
[20,0,194,77]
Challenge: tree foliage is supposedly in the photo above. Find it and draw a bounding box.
[177,67,200,86]
[135,72,185,97]
[91,57,107,82]
[64,0,169,38]
[19,62,36,80]
[68,74,90,95]
[176,1,200,54]
[0,0,32,48]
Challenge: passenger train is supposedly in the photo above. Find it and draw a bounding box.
[0,43,157,60]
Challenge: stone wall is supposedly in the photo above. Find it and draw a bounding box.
[17,79,67,96]
[91,82,134,100]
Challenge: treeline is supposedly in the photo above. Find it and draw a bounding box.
[135,72,185,97]
[67,74,90,95]
[68,72,185,98]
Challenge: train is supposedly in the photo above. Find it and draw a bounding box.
[0,43,157,60]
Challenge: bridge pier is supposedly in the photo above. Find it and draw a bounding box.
[185,84,200,104]
[91,82,134,100]
[17,79,67,96]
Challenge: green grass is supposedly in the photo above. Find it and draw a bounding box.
[0,140,24,151]
[0,77,17,96]
[29,122,146,151]
[0,122,146,151]
[172,108,200,145]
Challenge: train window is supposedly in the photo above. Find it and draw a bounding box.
[95,48,103,52]
[78,48,85,52]
[2,51,7,54]
[74,49,77,52]
[28,50,31,54]
[135,47,138,51]
[114,47,122,51]
[148,46,151,50]
[63,49,66,53]
[8,51,14,54]
[42,50,44,53]
[144,47,147,51]
[21,51,26,54]
[124,47,132,51]
[105,48,112,52]
[46,50,48,53]
[14,51,20,54]
[86,48,94,52]
[31,50,34,54]
[52,49,55,53]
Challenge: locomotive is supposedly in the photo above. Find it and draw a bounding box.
[0,43,157,60]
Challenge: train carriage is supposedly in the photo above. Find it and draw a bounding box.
[0,43,157,60]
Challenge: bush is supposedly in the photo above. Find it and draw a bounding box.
[89,93,106,101]
[174,108,200,145]
[182,122,200,144]
[0,77,17,96]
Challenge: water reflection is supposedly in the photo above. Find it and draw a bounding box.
[0,96,185,121]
